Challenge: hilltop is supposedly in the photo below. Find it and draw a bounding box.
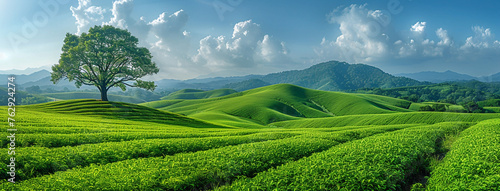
[25,99,226,128]
[142,84,413,126]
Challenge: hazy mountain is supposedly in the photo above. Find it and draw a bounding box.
[0,66,52,75]
[223,79,271,91]
[395,70,478,83]
[0,70,52,86]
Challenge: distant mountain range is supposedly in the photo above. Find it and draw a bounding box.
[156,61,424,91]
[10,61,500,92]
[396,70,500,83]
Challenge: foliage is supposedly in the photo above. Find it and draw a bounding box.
[51,25,159,101]
[426,119,500,190]
[20,94,52,105]
[462,101,485,113]
[0,132,294,181]
[218,122,470,190]
[358,81,500,105]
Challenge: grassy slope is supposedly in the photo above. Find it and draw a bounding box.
[42,92,146,103]
[161,88,237,100]
[24,99,227,129]
[143,84,413,125]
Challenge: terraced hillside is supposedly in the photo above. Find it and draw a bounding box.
[2,84,500,190]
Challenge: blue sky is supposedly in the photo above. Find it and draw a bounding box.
[1,0,500,79]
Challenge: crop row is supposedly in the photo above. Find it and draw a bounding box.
[0,130,257,148]
[426,119,500,190]
[217,122,471,190]
[272,112,496,128]
[1,124,404,190]
[0,132,295,181]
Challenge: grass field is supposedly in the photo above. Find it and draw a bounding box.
[2,84,499,190]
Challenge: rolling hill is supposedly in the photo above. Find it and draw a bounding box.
[161,89,237,100]
[42,92,147,103]
[142,84,414,126]
[25,99,226,128]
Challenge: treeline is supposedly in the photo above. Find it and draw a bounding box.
[356,80,500,113]
[358,81,500,104]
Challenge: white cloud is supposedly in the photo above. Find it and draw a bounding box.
[147,10,196,79]
[149,10,190,54]
[103,0,150,44]
[105,0,133,29]
[410,22,426,33]
[71,0,107,35]
[85,6,106,21]
[193,20,290,73]
[70,0,91,34]
[317,4,389,63]
[436,28,451,46]
[461,26,498,49]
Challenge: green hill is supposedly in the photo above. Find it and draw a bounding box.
[162,88,237,100]
[142,84,413,125]
[26,99,226,128]
[42,92,146,103]
[260,61,424,91]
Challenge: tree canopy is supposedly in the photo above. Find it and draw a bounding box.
[51,25,159,101]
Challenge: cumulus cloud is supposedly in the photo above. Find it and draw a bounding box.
[317,4,390,63]
[410,22,426,33]
[193,20,290,74]
[85,6,106,21]
[461,26,498,49]
[103,0,150,44]
[317,4,500,76]
[70,0,107,34]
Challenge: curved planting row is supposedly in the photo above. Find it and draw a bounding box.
[426,119,500,190]
[217,122,471,190]
[0,132,294,181]
[0,124,405,190]
[0,130,257,148]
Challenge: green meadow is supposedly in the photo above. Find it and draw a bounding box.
[2,84,500,190]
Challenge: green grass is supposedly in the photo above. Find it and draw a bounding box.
[24,99,227,128]
[143,84,413,125]
[161,88,237,100]
[426,119,500,190]
[1,83,498,189]
[218,122,471,190]
[271,112,498,128]
[42,92,146,103]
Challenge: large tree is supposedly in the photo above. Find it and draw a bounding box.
[51,25,159,101]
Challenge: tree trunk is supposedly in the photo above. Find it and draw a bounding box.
[100,88,108,101]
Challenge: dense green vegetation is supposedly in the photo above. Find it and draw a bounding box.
[427,119,500,190]
[2,83,499,190]
[357,81,500,105]
[218,122,469,190]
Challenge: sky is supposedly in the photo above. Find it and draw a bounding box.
[1,0,500,80]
